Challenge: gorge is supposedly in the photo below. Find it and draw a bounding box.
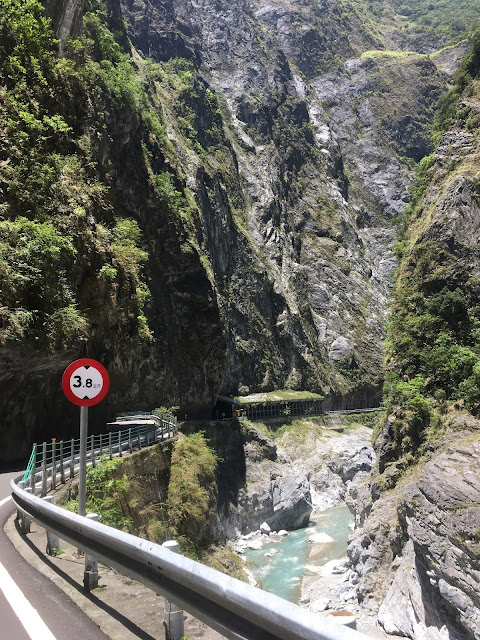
[2,1,480,639]
[0,0,465,458]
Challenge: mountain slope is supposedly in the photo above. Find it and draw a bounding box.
[0,0,472,458]
[343,31,480,640]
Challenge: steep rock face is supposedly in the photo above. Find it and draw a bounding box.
[0,0,462,460]
[43,0,85,53]
[118,0,447,401]
[379,441,480,639]
[342,33,480,638]
[274,421,376,511]
[344,429,480,640]
[184,420,312,538]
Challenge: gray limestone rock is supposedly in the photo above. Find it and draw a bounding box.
[328,336,353,362]
[347,433,480,640]
[222,424,312,536]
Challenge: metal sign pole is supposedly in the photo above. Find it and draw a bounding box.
[78,405,88,518]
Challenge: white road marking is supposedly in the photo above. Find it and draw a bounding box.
[0,560,57,640]
[0,496,11,508]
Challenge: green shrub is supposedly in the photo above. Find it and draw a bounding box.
[0,217,86,347]
[65,456,132,529]
[167,434,218,549]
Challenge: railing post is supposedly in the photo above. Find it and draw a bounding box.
[108,432,112,459]
[99,432,103,458]
[59,440,65,484]
[43,496,60,555]
[162,541,185,640]
[17,482,28,531]
[51,439,56,490]
[118,430,122,457]
[84,513,99,591]
[41,442,47,497]
[91,434,95,468]
[137,426,141,449]
[129,428,132,453]
[146,423,150,447]
[70,439,75,480]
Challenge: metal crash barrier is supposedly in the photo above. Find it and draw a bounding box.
[10,479,372,640]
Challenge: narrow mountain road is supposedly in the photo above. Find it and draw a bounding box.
[0,466,110,640]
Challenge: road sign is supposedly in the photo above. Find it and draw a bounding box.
[62,358,110,407]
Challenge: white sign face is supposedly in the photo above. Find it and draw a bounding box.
[69,365,104,400]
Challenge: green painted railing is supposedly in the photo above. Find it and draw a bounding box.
[22,444,37,483]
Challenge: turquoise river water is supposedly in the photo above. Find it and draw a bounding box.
[244,505,353,603]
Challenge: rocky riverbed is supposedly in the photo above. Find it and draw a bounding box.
[230,417,480,639]
[344,417,480,640]
[228,418,388,634]
[217,418,376,538]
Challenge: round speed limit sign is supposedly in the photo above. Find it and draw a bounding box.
[62,358,110,407]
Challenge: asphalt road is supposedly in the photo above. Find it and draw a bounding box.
[0,466,109,640]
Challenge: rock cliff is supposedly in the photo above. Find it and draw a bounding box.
[0,0,464,459]
[341,31,480,639]
[183,420,313,538]
[342,424,480,640]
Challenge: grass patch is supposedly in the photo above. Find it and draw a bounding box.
[361,50,420,59]
[234,390,323,405]
[167,433,219,553]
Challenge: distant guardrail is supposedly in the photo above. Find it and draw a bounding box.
[21,414,178,496]
[323,408,383,415]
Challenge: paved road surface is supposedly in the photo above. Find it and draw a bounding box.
[0,466,109,640]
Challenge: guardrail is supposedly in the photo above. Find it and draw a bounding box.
[11,480,372,640]
[323,408,383,415]
[22,416,178,496]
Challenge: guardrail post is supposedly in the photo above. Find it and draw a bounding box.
[43,496,60,555]
[70,439,75,480]
[19,486,33,533]
[84,513,99,591]
[16,480,25,518]
[108,432,112,459]
[41,442,47,497]
[118,431,122,457]
[60,440,65,484]
[91,434,95,468]
[17,482,31,533]
[51,439,56,490]
[137,426,141,449]
[162,541,185,640]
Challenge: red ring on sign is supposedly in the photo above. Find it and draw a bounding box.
[62,358,110,407]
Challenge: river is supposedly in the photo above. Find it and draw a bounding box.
[243,505,353,603]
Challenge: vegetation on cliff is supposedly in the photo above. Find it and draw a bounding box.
[383,27,480,460]
[0,0,230,459]
[0,0,154,348]
[367,0,480,48]
[66,433,223,556]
